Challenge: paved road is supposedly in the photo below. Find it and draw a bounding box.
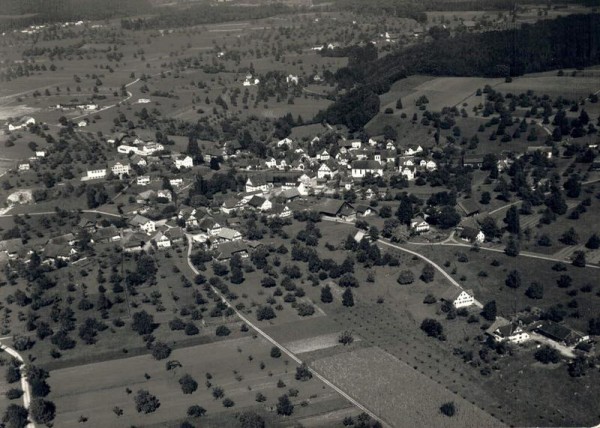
[378,239,484,309]
[0,209,122,219]
[184,236,390,427]
[0,342,35,428]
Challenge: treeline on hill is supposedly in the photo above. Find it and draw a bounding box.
[0,0,149,31]
[318,0,428,22]
[120,3,291,30]
[316,14,600,131]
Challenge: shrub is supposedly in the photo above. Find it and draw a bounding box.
[296,303,315,317]
[134,390,160,414]
[151,342,172,360]
[397,270,415,285]
[5,388,24,400]
[338,330,354,345]
[179,374,198,394]
[215,326,230,336]
[222,398,235,407]
[187,405,206,417]
[270,347,282,358]
[256,305,276,321]
[295,364,312,381]
[440,402,456,417]
[534,346,560,364]
[420,318,444,339]
[276,394,294,416]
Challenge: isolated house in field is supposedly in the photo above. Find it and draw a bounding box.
[458,199,480,217]
[460,227,485,244]
[129,214,156,234]
[351,160,384,178]
[486,320,530,344]
[440,288,475,308]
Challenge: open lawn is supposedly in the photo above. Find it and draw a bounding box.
[49,335,352,427]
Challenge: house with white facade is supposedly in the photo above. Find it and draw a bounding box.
[317,162,338,179]
[109,161,131,177]
[86,167,107,180]
[411,217,430,233]
[137,176,151,186]
[129,214,156,234]
[441,288,475,308]
[245,176,270,193]
[486,320,530,344]
[175,155,194,169]
[400,167,416,181]
[351,160,383,178]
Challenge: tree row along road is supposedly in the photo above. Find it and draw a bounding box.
[0,342,35,428]
[184,236,391,428]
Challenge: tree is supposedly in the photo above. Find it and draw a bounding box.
[342,288,354,307]
[2,404,28,428]
[421,264,435,283]
[270,347,282,358]
[420,318,444,339]
[29,398,55,424]
[320,285,333,303]
[572,251,586,267]
[440,402,456,417]
[295,364,312,381]
[151,342,171,360]
[557,274,572,288]
[216,325,230,336]
[179,374,198,394]
[239,411,265,428]
[504,236,520,257]
[480,191,491,205]
[276,394,294,416]
[395,98,403,109]
[331,330,354,349]
[131,311,155,335]
[525,282,544,299]
[256,305,276,321]
[481,300,497,321]
[397,270,415,284]
[585,233,600,249]
[568,356,587,378]
[395,198,413,226]
[504,206,520,235]
[534,346,559,364]
[187,405,206,417]
[134,390,160,414]
[560,227,579,245]
[505,270,521,288]
[436,206,461,229]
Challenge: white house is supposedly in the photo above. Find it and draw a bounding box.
[400,167,416,181]
[277,137,293,148]
[35,151,46,158]
[130,214,156,234]
[18,163,30,171]
[351,160,383,178]
[441,288,475,308]
[317,163,337,179]
[154,232,171,249]
[460,227,485,244]
[175,155,193,169]
[286,75,299,85]
[420,159,437,171]
[169,178,184,188]
[109,161,131,177]
[77,120,88,128]
[137,176,151,186]
[317,149,330,161]
[411,217,430,233]
[216,227,242,243]
[86,168,107,180]
[245,176,270,193]
[404,145,423,156]
[8,116,35,131]
[487,321,530,344]
[157,189,173,202]
[351,140,362,150]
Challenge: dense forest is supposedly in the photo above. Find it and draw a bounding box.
[120,3,292,30]
[317,13,600,131]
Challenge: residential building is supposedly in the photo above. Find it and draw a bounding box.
[460,227,485,244]
[411,217,430,233]
[137,176,151,186]
[175,155,194,169]
[440,288,475,308]
[351,160,384,178]
[129,214,156,234]
[86,168,107,180]
[486,320,530,344]
[109,161,131,177]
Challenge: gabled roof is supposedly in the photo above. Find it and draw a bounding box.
[215,241,249,261]
[0,238,23,253]
[440,287,473,302]
[458,199,480,216]
[247,176,267,186]
[217,227,241,240]
[130,214,153,226]
[352,160,382,169]
[247,195,267,208]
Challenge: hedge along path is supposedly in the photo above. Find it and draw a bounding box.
[185,235,391,427]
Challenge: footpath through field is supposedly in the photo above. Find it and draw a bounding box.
[0,342,35,428]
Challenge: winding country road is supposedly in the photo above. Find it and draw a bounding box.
[0,342,35,428]
[184,235,391,428]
